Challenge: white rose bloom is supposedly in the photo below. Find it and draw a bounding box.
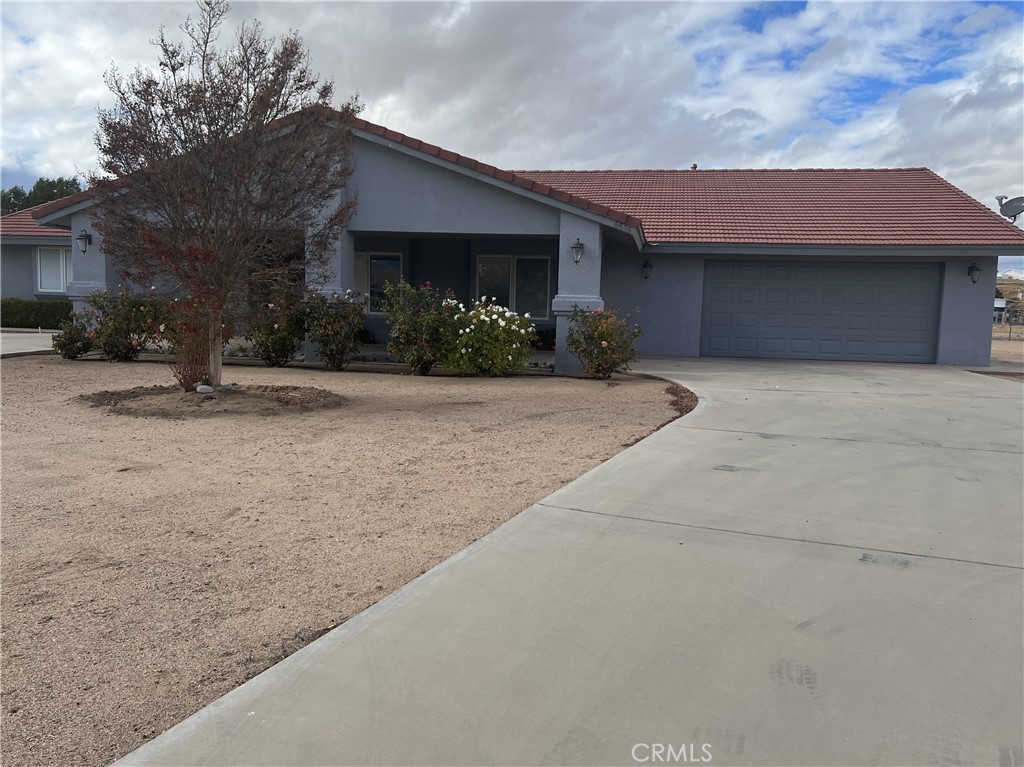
[524,313,531,319]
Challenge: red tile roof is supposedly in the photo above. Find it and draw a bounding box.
[29,106,1024,249]
[1,203,70,238]
[514,168,1024,246]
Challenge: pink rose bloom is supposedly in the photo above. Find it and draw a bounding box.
[131,339,139,347]
[601,340,608,348]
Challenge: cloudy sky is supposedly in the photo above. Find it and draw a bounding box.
[2,1,1022,265]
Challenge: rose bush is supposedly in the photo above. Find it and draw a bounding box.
[381,280,459,375]
[80,288,165,362]
[448,297,536,377]
[51,315,95,359]
[245,291,305,367]
[564,304,642,379]
[303,289,365,370]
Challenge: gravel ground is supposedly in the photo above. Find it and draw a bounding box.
[0,356,694,767]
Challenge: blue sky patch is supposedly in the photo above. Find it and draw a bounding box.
[738,1,808,35]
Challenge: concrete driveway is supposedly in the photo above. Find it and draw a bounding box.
[118,359,1023,767]
[0,329,57,356]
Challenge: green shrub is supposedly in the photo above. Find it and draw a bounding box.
[51,316,94,359]
[381,280,459,375]
[0,298,72,329]
[564,304,642,379]
[448,297,536,376]
[245,293,305,367]
[303,289,365,370]
[81,288,165,362]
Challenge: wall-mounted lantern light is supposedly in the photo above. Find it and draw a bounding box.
[570,238,584,264]
[967,262,981,284]
[76,230,92,253]
[642,259,653,279]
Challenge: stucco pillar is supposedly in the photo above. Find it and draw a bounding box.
[304,230,355,362]
[552,213,603,374]
[66,215,118,311]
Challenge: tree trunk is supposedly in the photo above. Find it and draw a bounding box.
[208,311,223,387]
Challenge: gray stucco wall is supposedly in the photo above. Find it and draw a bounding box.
[345,138,561,236]
[601,245,704,357]
[1,244,37,300]
[936,255,998,366]
[67,214,120,309]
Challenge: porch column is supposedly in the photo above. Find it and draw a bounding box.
[304,230,355,362]
[551,212,603,374]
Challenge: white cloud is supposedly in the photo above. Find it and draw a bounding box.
[1,0,1021,229]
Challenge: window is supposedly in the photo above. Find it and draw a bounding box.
[354,252,401,313]
[36,247,73,294]
[476,255,550,319]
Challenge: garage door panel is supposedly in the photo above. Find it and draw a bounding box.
[701,260,941,363]
[738,287,759,302]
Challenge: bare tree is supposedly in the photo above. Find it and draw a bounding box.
[89,0,359,386]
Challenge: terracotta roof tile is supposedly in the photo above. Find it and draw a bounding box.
[514,168,1024,246]
[1,203,71,238]
[28,108,1021,248]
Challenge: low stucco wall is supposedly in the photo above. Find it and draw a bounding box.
[1,245,37,300]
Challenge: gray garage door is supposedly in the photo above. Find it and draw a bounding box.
[700,261,942,362]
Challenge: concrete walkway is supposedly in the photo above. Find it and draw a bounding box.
[117,359,1023,767]
[0,329,58,356]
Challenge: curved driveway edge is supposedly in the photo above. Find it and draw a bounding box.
[117,358,1023,767]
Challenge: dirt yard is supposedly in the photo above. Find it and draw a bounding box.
[0,356,694,767]
[991,336,1024,364]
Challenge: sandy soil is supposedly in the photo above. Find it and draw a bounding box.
[0,356,694,767]
[990,337,1024,364]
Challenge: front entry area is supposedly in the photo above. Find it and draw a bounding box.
[700,260,943,363]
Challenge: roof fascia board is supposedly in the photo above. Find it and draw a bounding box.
[1,235,71,246]
[35,200,94,228]
[353,129,644,247]
[643,243,1024,257]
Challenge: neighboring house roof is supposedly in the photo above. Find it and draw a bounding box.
[1,203,71,239]
[514,168,1024,246]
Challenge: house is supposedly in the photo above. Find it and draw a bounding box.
[1,204,75,301]
[31,112,1024,371]
[998,269,1024,281]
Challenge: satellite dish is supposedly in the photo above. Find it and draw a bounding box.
[995,195,1024,223]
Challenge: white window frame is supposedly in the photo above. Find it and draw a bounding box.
[475,254,551,320]
[354,251,403,315]
[35,247,73,294]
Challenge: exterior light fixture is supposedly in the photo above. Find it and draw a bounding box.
[967,262,981,284]
[76,230,92,253]
[570,238,584,264]
[642,259,653,279]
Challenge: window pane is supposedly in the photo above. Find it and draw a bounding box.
[515,258,549,318]
[38,248,63,292]
[369,255,400,312]
[63,249,73,285]
[354,252,367,298]
[478,256,511,308]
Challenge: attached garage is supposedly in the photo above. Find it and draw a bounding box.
[700,260,943,363]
